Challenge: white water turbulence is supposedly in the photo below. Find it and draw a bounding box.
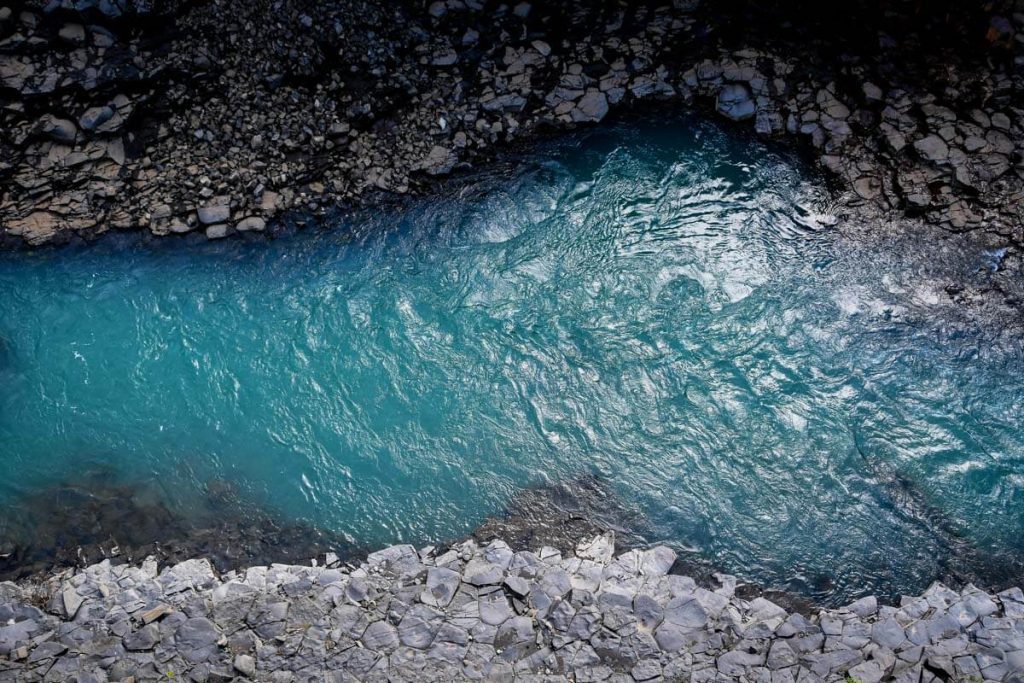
[0,117,1021,604]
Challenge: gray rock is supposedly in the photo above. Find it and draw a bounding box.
[863,82,884,102]
[990,112,1011,130]
[572,91,609,123]
[362,620,400,652]
[79,106,115,132]
[848,595,878,617]
[631,658,662,681]
[914,135,949,162]
[419,146,457,175]
[205,224,229,239]
[664,596,708,630]
[640,547,676,576]
[871,618,906,650]
[61,586,84,619]
[175,617,221,663]
[479,590,512,626]
[235,217,266,232]
[124,624,159,651]
[633,594,664,630]
[717,84,756,121]
[233,653,256,678]
[422,567,460,607]
[767,640,798,670]
[198,202,231,225]
[464,559,504,586]
[39,116,77,143]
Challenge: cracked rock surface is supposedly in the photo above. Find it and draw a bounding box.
[1,534,1023,681]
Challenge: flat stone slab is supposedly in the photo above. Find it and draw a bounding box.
[0,534,1022,681]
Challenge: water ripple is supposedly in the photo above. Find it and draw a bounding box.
[0,117,1022,604]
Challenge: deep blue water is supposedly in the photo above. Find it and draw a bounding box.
[1,118,1021,604]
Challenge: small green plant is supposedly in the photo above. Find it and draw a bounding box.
[844,677,863,683]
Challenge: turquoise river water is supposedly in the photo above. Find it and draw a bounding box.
[1,118,1021,604]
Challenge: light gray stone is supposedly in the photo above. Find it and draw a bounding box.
[422,567,460,607]
[198,202,231,225]
[572,91,609,123]
[362,620,400,652]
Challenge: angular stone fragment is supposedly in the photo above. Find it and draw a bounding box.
[572,91,609,123]
[479,589,512,626]
[422,567,460,607]
[640,546,676,576]
[717,84,756,121]
[38,116,77,143]
[141,603,173,624]
[914,135,949,162]
[362,620,399,652]
[61,586,84,619]
[198,202,231,225]
[124,624,159,651]
[235,216,266,232]
[233,653,256,678]
[463,559,503,586]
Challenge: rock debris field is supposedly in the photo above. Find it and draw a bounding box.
[0,0,1022,248]
[1,534,1022,681]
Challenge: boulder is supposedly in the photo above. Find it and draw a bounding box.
[198,202,231,224]
[38,116,77,143]
[717,84,756,121]
[914,135,949,162]
[572,91,609,123]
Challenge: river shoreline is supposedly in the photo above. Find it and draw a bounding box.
[1,0,1021,251]
[2,1,1023,678]
[2,531,1022,681]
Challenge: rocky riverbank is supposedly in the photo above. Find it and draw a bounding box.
[0,0,1021,249]
[1,533,1022,682]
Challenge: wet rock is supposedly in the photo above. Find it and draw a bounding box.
[7,212,58,245]
[235,217,266,232]
[205,224,229,240]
